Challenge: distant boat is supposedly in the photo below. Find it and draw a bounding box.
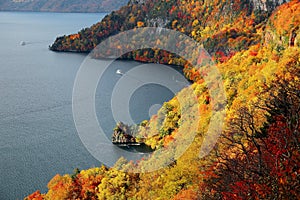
[20,41,26,46]
[116,69,123,75]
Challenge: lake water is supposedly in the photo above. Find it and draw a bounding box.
[0,12,187,199]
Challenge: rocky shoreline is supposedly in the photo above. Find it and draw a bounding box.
[112,122,144,146]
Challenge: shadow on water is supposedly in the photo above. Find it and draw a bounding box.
[116,143,154,153]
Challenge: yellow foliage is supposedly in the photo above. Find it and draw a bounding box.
[96,169,131,200]
[191,30,196,37]
[192,19,199,27]
[27,1,300,200]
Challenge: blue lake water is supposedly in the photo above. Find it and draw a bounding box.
[0,12,187,199]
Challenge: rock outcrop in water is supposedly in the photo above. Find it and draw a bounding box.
[112,122,141,145]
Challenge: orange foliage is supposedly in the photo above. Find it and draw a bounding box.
[25,190,44,200]
[69,34,80,40]
[137,21,144,27]
[270,0,300,36]
[172,188,198,200]
[29,1,300,200]
[163,129,177,147]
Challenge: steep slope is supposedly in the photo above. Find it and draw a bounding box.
[50,0,289,80]
[0,0,128,13]
[26,0,300,199]
[50,1,287,53]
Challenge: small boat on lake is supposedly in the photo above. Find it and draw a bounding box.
[116,69,123,75]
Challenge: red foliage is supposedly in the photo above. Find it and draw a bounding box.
[249,51,258,57]
[25,190,43,200]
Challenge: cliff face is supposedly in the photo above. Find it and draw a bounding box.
[0,0,128,12]
[112,122,137,144]
[251,0,288,11]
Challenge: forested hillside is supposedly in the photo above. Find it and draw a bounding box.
[26,0,300,199]
[0,0,128,12]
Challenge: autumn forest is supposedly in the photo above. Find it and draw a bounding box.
[27,0,299,199]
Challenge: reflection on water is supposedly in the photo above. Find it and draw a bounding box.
[117,144,154,153]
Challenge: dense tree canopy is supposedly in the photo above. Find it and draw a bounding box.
[26,0,300,199]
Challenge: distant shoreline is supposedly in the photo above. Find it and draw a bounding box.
[0,10,110,14]
[0,0,128,14]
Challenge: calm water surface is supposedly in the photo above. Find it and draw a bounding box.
[0,12,185,199]
[0,12,106,199]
